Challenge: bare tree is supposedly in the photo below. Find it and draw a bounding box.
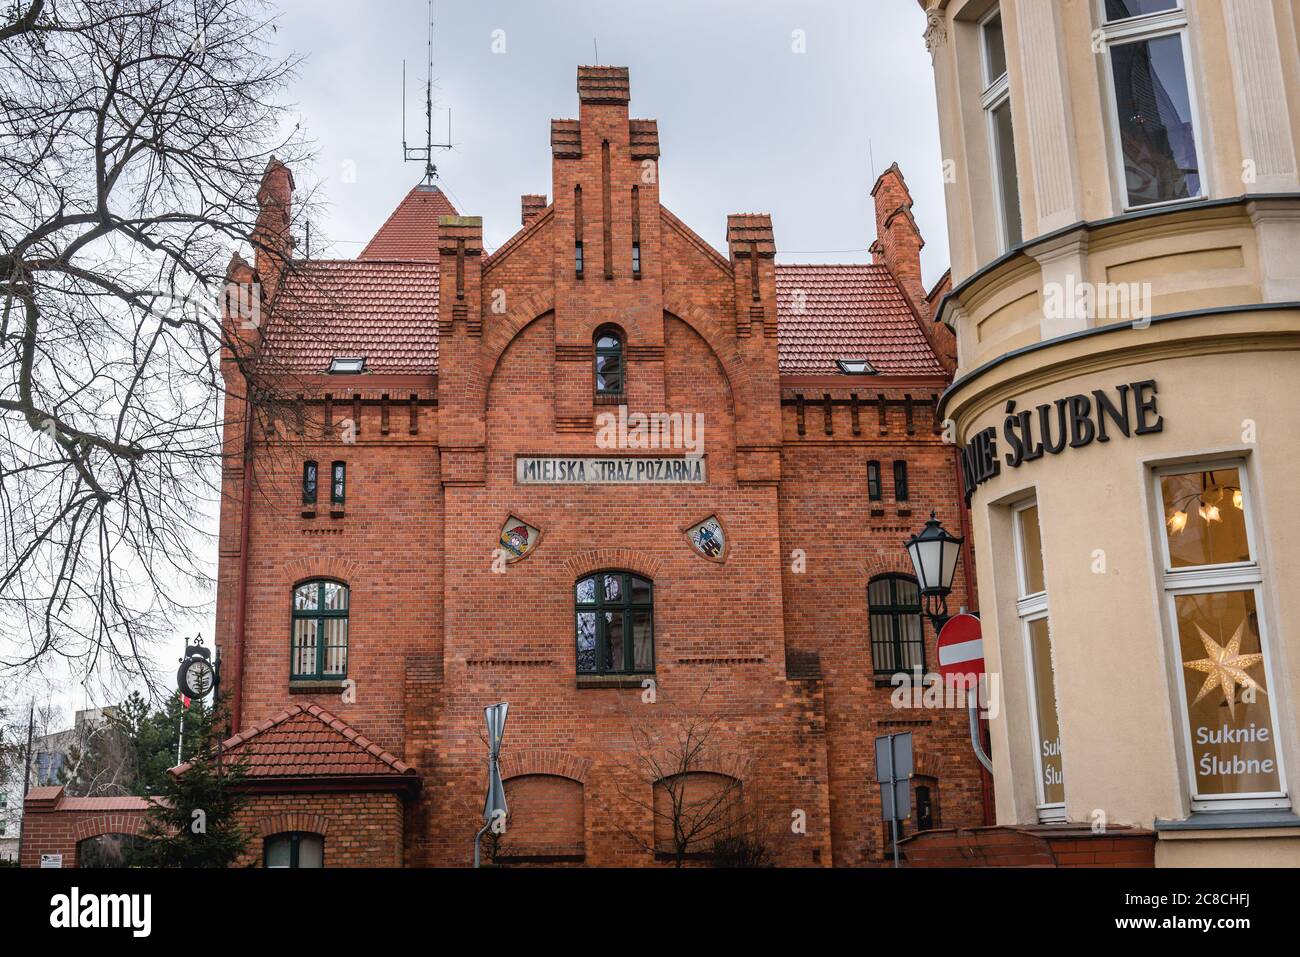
[606,687,768,867]
[0,0,312,684]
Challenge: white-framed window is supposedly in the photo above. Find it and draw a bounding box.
[1013,499,1065,822]
[979,6,1022,251]
[1155,461,1289,812]
[1097,0,1206,210]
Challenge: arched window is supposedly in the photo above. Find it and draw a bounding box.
[264,832,324,868]
[291,580,349,680]
[868,574,924,677]
[594,327,624,397]
[575,572,652,675]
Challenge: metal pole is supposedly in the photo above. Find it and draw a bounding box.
[176,703,185,766]
[888,734,900,869]
[473,821,490,868]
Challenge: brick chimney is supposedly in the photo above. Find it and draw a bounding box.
[251,156,295,305]
[521,194,547,227]
[871,162,956,372]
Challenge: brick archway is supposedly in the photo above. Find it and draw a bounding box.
[859,554,917,582]
[284,555,363,588]
[257,811,331,838]
[73,813,147,843]
[562,548,663,582]
[500,748,591,784]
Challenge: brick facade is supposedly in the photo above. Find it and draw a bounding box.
[209,65,985,868]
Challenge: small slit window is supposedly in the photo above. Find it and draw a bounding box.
[893,461,910,502]
[331,462,346,506]
[302,461,318,505]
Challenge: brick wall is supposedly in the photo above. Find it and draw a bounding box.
[235,791,405,868]
[214,66,978,867]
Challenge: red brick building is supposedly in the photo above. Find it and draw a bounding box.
[203,65,984,868]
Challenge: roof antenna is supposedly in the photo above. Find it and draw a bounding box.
[593,37,599,65]
[402,0,453,186]
[869,139,876,182]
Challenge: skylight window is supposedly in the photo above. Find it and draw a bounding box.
[836,358,876,375]
[328,357,366,374]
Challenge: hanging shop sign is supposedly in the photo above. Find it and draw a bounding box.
[516,456,706,485]
[961,379,1164,504]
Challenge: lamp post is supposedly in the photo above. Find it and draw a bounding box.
[903,510,964,633]
[474,701,509,868]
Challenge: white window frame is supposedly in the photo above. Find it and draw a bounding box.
[1154,459,1290,812]
[979,6,1020,253]
[1013,499,1066,822]
[1096,0,1209,212]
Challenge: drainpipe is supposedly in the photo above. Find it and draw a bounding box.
[951,445,994,825]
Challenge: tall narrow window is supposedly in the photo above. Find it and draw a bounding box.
[302,461,318,505]
[331,462,346,506]
[575,572,654,675]
[980,7,1022,250]
[574,185,585,278]
[631,185,643,278]
[868,574,925,678]
[867,461,882,501]
[1157,463,1286,809]
[1100,1,1202,209]
[291,580,349,680]
[893,460,910,502]
[594,327,624,397]
[1014,501,1065,821]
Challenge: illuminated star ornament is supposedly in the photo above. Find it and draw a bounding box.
[1182,618,1266,718]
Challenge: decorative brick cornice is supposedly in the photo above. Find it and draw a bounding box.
[499,748,592,784]
[562,547,663,581]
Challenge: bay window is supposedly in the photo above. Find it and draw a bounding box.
[979,7,1022,250]
[1099,0,1204,209]
[1156,463,1287,810]
[1013,500,1066,821]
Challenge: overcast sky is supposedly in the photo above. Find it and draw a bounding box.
[7,0,951,725]
[274,0,950,285]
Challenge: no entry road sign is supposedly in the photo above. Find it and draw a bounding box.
[937,613,984,682]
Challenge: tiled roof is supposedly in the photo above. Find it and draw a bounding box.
[173,704,415,780]
[776,264,945,376]
[358,184,457,261]
[261,259,440,375]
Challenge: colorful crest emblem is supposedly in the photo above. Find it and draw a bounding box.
[685,516,726,561]
[498,516,540,561]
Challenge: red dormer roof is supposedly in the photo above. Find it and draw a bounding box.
[776,264,945,376]
[172,703,418,785]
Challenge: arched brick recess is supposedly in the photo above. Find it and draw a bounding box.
[285,555,363,588]
[662,299,751,394]
[257,812,331,838]
[481,291,556,380]
[562,548,663,582]
[73,814,146,842]
[500,748,591,784]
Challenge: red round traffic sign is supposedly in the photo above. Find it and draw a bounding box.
[936,613,984,681]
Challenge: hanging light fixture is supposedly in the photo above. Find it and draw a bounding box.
[903,511,964,632]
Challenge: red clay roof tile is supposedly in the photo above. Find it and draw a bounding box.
[776,263,944,376]
[171,704,415,780]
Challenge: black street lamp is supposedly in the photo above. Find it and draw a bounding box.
[904,510,964,632]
